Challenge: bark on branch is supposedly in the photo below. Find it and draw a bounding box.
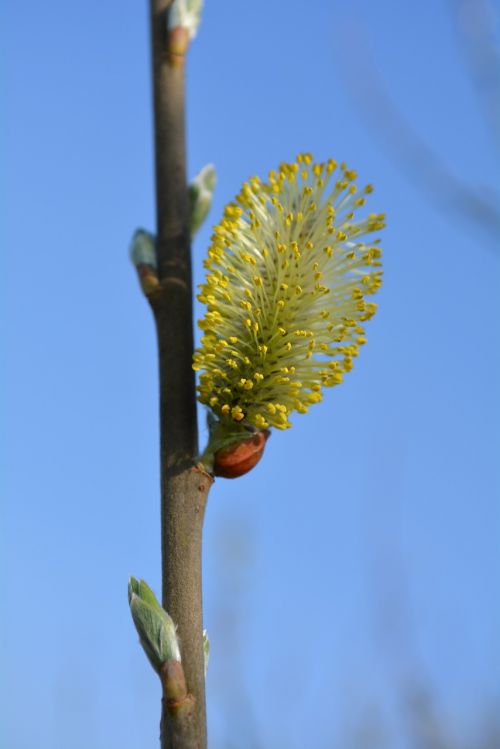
[149,1,212,747]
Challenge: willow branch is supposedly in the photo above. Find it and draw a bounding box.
[149,2,212,747]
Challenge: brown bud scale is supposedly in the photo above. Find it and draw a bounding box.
[213,430,270,479]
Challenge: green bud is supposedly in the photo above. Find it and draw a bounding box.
[129,229,157,269]
[203,629,210,675]
[128,577,181,673]
[169,0,204,40]
[189,164,217,237]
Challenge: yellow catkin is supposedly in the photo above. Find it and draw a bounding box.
[193,155,385,430]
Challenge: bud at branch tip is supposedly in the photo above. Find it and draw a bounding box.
[167,0,203,63]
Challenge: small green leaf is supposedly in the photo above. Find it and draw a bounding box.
[128,577,181,673]
[128,577,163,612]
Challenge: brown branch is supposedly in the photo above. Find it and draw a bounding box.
[149,2,212,747]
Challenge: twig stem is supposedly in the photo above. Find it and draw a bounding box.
[149,2,211,747]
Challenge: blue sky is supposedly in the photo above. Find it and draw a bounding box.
[2,1,499,748]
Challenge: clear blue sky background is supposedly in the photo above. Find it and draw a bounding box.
[1,1,499,748]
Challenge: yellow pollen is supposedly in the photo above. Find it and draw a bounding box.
[194,154,384,431]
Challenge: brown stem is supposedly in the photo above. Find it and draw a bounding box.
[149,1,212,747]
